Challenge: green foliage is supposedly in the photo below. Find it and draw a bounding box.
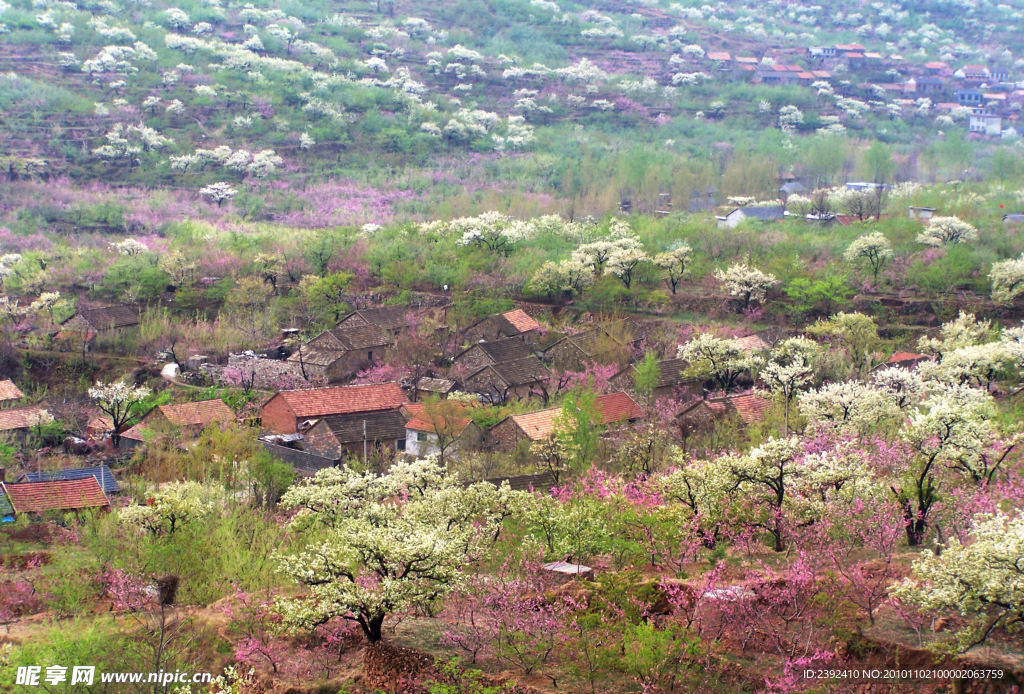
[785,273,854,316]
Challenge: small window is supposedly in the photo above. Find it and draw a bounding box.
[397,439,406,451]
[367,351,373,361]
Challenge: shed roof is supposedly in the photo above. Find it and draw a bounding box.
[341,306,417,330]
[315,409,409,444]
[70,305,140,329]
[469,356,550,387]
[20,464,121,494]
[458,338,535,364]
[502,309,541,333]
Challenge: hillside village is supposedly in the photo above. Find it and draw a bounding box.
[1,0,1024,691]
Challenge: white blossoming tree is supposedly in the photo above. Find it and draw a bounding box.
[890,511,1024,652]
[199,182,238,207]
[652,244,692,294]
[843,232,893,282]
[714,260,778,308]
[990,253,1024,306]
[118,481,218,535]
[604,246,649,289]
[275,458,523,643]
[89,379,152,447]
[915,216,978,247]
[762,337,820,434]
[678,333,764,393]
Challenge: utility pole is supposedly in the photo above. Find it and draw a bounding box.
[363,419,367,467]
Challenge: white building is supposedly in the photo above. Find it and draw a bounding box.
[969,113,1002,135]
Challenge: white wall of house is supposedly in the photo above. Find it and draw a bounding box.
[404,429,438,457]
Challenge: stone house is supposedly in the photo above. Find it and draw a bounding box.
[675,391,772,435]
[488,392,644,451]
[120,399,234,448]
[542,321,641,371]
[58,305,140,347]
[260,382,409,434]
[462,357,550,403]
[403,405,483,459]
[463,309,541,344]
[454,338,537,374]
[301,409,410,459]
[412,377,458,401]
[336,306,419,335]
[287,325,394,382]
[608,358,701,400]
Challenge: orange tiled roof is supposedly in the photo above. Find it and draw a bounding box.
[0,405,49,432]
[707,51,731,61]
[0,379,24,401]
[3,478,109,513]
[406,414,473,435]
[888,352,930,363]
[502,309,541,333]
[272,383,408,419]
[508,392,644,441]
[158,399,233,427]
[797,72,815,79]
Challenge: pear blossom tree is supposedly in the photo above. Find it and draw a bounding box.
[915,216,978,247]
[890,511,1024,652]
[604,246,649,289]
[275,458,522,643]
[762,337,820,434]
[713,260,778,308]
[677,333,764,393]
[89,379,152,447]
[652,244,692,294]
[200,182,238,207]
[843,232,893,282]
[989,253,1024,305]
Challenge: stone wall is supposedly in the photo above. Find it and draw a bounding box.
[362,642,542,694]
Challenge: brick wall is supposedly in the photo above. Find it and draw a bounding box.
[487,417,525,450]
[260,395,298,434]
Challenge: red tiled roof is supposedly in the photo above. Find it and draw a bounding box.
[845,52,865,58]
[4,478,109,513]
[594,391,645,424]
[406,414,473,435]
[502,309,540,333]
[704,392,771,425]
[786,65,803,71]
[0,405,49,432]
[271,383,408,419]
[0,379,24,401]
[835,43,864,51]
[159,399,233,427]
[963,64,987,71]
[735,56,758,64]
[812,70,831,78]
[924,61,947,69]
[508,392,644,441]
[888,352,930,363]
[707,51,731,60]
[797,72,815,79]
[771,64,789,72]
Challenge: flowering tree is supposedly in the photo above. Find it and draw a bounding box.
[762,337,820,434]
[890,511,1024,652]
[653,244,692,294]
[990,253,1024,305]
[677,333,764,392]
[88,379,151,447]
[915,216,978,247]
[604,246,648,289]
[275,458,522,643]
[199,182,237,207]
[843,232,893,282]
[711,436,804,551]
[713,260,778,308]
[118,481,218,534]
